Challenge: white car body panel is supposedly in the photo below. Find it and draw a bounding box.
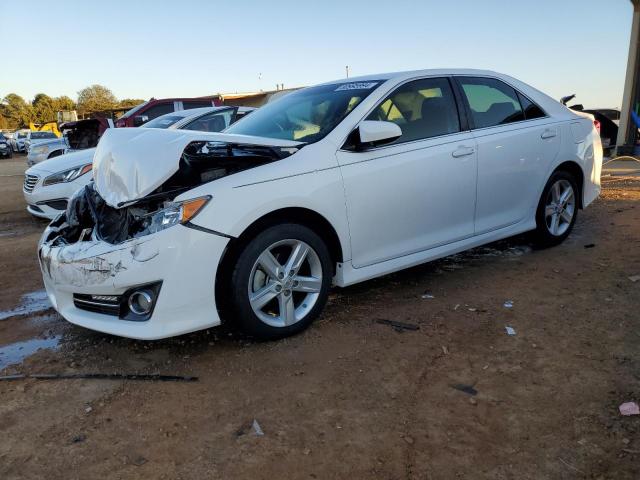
[23,149,95,219]
[336,131,477,267]
[37,69,603,339]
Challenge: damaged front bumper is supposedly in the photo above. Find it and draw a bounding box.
[38,221,229,340]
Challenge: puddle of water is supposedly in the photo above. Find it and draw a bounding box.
[0,335,61,370]
[0,290,51,321]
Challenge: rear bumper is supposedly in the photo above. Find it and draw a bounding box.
[39,224,230,339]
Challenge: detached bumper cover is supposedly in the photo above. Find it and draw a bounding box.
[39,224,229,339]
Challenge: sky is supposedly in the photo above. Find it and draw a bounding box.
[0,0,634,109]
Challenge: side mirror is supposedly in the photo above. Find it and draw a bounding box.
[347,120,402,151]
[133,115,149,127]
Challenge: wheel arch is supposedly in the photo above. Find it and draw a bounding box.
[214,207,344,317]
[552,160,585,208]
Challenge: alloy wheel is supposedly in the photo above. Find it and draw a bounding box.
[545,179,575,236]
[248,239,323,328]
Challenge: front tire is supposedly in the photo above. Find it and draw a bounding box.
[533,170,578,247]
[228,224,332,340]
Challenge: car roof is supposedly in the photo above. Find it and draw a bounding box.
[313,68,568,118]
[316,68,506,86]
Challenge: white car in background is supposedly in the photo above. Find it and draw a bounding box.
[11,129,30,152]
[38,69,602,341]
[23,106,254,219]
[23,131,58,153]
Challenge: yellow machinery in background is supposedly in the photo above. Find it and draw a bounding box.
[29,121,61,137]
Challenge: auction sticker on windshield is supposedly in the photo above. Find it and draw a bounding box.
[335,82,379,91]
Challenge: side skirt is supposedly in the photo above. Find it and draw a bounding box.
[333,218,536,287]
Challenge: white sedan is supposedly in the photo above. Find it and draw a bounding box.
[23,106,254,219]
[38,69,602,340]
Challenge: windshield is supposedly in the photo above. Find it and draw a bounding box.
[225,81,382,142]
[142,114,188,129]
[30,132,56,139]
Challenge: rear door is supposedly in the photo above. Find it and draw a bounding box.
[454,76,561,234]
[336,77,477,268]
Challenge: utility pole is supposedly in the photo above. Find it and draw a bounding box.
[345,65,349,78]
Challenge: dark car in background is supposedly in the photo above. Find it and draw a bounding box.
[115,96,222,127]
[0,133,12,158]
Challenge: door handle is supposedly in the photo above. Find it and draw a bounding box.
[541,129,557,139]
[452,146,475,158]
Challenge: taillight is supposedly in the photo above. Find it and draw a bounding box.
[594,119,601,134]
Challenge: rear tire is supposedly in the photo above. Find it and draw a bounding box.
[228,223,332,340]
[533,170,578,247]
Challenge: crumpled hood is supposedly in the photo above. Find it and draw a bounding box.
[93,128,302,208]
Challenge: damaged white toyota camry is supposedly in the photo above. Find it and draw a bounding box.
[38,69,602,340]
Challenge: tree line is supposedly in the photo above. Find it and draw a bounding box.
[0,84,145,129]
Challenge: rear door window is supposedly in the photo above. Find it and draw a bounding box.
[457,77,525,128]
[366,77,460,144]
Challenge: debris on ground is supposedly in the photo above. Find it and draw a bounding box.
[71,434,86,444]
[453,304,460,311]
[421,293,435,299]
[505,326,517,336]
[441,346,449,355]
[375,319,419,332]
[252,419,264,436]
[503,300,514,308]
[619,402,640,416]
[451,384,478,396]
[628,275,640,283]
[0,373,199,382]
[583,243,596,249]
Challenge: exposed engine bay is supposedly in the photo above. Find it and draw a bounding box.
[42,141,298,246]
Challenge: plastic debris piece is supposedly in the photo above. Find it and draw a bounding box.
[619,402,640,416]
[468,308,477,312]
[451,384,478,396]
[421,294,435,299]
[441,346,449,355]
[252,419,264,436]
[503,300,514,308]
[629,275,640,283]
[505,326,516,336]
[454,304,460,311]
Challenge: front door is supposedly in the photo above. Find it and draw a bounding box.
[336,77,478,268]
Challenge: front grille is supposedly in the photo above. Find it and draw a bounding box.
[23,174,39,193]
[73,293,123,317]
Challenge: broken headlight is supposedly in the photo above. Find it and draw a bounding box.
[140,196,211,236]
[43,164,92,186]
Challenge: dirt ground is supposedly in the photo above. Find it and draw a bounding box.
[0,154,639,480]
